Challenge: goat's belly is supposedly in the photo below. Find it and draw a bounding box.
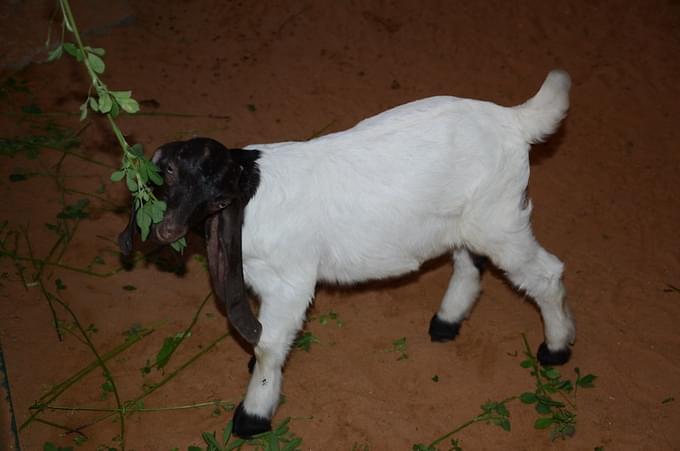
[317,233,455,284]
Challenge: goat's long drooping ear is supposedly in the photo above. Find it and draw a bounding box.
[118,199,137,257]
[205,200,262,345]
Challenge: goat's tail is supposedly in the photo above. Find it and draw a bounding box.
[514,70,571,144]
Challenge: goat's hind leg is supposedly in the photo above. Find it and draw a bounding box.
[482,230,575,365]
[429,248,486,341]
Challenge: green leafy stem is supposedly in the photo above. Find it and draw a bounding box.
[49,0,184,251]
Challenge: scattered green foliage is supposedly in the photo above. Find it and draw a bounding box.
[57,198,89,220]
[192,418,302,451]
[661,397,674,404]
[0,121,79,159]
[43,442,74,451]
[294,331,320,352]
[431,374,439,383]
[412,335,596,449]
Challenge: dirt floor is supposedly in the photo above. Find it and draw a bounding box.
[1,0,679,450]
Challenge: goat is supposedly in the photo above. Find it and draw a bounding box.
[119,70,575,437]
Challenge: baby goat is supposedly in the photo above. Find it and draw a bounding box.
[119,70,575,437]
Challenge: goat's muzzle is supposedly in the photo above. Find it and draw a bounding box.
[153,221,188,244]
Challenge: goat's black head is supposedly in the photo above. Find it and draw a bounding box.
[118,137,262,345]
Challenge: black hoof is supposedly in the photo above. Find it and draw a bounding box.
[428,314,461,342]
[232,402,272,438]
[247,355,256,374]
[536,342,571,366]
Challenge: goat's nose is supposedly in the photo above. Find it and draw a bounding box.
[154,222,185,243]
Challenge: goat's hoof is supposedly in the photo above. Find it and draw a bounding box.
[232,402,272,438]
[428,314,461,342]
[247,355,256,374]
[536,342,571,366]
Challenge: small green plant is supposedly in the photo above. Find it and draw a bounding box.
[518,335,596,440]
[294,331,320,352]
[412,335,596,449]
[390,336,408,360]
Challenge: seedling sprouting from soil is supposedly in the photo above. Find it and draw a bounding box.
[391,336,408,360]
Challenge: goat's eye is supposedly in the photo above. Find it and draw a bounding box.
[215,199,230,209]
[166,166,174,174]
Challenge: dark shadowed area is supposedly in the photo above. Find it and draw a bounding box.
[1,1,679,449]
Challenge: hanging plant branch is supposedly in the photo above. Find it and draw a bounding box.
[48,0,186,252]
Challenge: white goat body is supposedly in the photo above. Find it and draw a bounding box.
[242,71,568,296]
[230,71,574,433]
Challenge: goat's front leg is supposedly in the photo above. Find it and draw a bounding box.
[232,280,313,437]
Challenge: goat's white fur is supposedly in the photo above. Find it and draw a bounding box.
[239,70,574,420]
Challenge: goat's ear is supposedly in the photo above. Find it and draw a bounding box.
[117,199,137,257]
[205,200,262,345]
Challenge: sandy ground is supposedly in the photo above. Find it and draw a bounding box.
[1,1,679,450]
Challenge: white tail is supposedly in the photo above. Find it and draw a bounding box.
[514,70,571,144]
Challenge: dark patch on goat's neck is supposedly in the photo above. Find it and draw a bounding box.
[231,148,261,203]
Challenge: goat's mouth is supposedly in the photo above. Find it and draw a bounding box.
[152,222,188,244]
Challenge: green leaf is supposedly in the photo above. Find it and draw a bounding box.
[188,447,202,451]
[534,417,554,429]
[86,46,106,56]
[79,101,88,121]
[110,90,132,100]
[498,417,511,432]
[129,143,145,158]
[150,200,166,223]
[47,45,63,62]
[170,237,187,253]
[155,333,188,370]
[541,367,561,380]
[520,359,533,368]
[88,96,99,112]
[535,402,552,414]
[201,432,220,449]
[110,170,126,182]
[123,285,136,291]
[126,174,138,192]
[519,392,538,404]
[117,96,140,114]
[62,42,80,60]
[98,91,112,113]
[576,373,597,389]
[87,52,105,74]
[136,208,151,241]
[222,420,234,445]
[110,98,120,117]
[147,163,163,185]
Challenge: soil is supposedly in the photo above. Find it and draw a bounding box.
[1,1,679,450]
